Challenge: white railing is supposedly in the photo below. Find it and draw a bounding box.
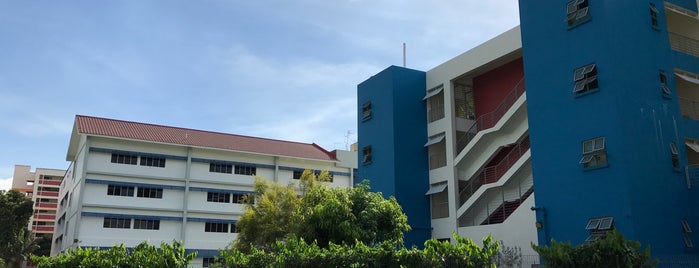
[669,33,699,58]
[679,97,699,121]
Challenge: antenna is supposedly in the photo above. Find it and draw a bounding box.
[344,130,352,150]
[403,43,406,67]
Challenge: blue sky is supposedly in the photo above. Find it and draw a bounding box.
[0,1,519,190]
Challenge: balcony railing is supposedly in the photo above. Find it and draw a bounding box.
[459,136,530,206]
[679,97,699,120]
[37,203,58,209]
[33,226,55,232]
[455,78,526,153]
[670,33,699,58]
[459,174,534,227]
[34,214,56,220]
[35,191,59,197]
[38,179,62,186]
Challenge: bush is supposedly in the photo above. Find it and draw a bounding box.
[30,241,195,268]
[218,233,498,268]
[532,229,658,268]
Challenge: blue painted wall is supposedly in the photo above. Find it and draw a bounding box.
[357,65,431,248]
[520,0,699,256]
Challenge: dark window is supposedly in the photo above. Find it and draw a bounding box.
[103,217,131,229]
[133,219,160,230]
[205,222,228,233]
[292,170,304,180]
[671,142,679,168]
[140,156,166,168]
[111,153,138,165]
[682,219,693,248]
[107,185,135,197]
[230,223,237,233]
[579,137,607,169]
[362,146,372,165]
[207,192,231,203]
[203,258,220,268]
[232,193,246,204]
[362,101,372,121]
[234,165,256,176]
[650,4,659,28]
[584,216,614,242]
[136,187,163,199]
[573,63,598,95]
[660,70,671,97]
[567,0,590,27]
[210,163,233,174]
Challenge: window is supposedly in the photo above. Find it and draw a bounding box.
[362,101,372,121]
[430,185,449,219]
[292,170,304,180]
[670,142,679,168]
[573,63,598,95]
[234,165,256,176]
[425,87,445,123]
[207,192,231,203]
[103,217,131,229]
[111,153,138,165]
[205,222,228,233]
[230,223,237,233]
[454,83,475,119]
[107,185,135,197]
[210,163,233,174]
[362,146,372,165]
[232,193,248,204]
[203,258,221,268]
[660,70,671,97]
[567,0,590,27]
[580,137,607,169]
[426,134,447,170]
[682,219,693,248]
[133,219,160,230]
[585,216,614,242]
[140,156,166,168]
[137,187,163,199]
[650,3,659,28]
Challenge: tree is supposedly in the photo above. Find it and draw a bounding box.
[233,171,410,251]
[0,190,34,267]
[30,241,196,267]
[234,176,301,251]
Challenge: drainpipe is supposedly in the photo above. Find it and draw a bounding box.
[181,147,192,243]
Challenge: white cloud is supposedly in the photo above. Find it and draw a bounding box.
[0,177,12,191]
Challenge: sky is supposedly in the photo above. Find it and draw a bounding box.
[0,1,520,191]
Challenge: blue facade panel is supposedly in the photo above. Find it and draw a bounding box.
[357,65,430,248]
[520,0,699,257]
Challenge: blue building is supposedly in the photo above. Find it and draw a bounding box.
[358,0,699,264]
[519,0,699,259]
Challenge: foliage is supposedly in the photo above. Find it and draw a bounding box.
[496,240,522,268]
[532,229,658,268]
[234,171,410,251]
[218,233,499,268]
[0,190,35,268]
[30,241,195,268]
[234,176,301,252]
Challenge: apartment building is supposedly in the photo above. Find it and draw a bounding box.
[357,26,537,259]
[52,115,357,267]
[358,0,699,264]
[11,165,65,239]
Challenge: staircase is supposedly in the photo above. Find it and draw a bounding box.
[481,187,533,225]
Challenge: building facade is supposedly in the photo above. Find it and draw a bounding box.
[53,115,357,267]
[519,0,699,262]
[359,0,699,264]
[358,26,539,259]
[11,165,66,239]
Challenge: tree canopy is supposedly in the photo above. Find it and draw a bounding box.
[233,170,410,251]
[0,190,35,267]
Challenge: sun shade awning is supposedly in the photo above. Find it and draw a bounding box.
[676,72,699,86]
[423,86,444,100]
[424,133,446,147]
[687,141,699,153]
[425,182,448,195]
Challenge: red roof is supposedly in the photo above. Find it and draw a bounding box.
[74,115,337,161]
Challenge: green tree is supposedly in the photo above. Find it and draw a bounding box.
[0,190,34,267]
[234,176,301,252]
[533,229,658,267]
[30,241,196,268]
[233,171,410,251]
